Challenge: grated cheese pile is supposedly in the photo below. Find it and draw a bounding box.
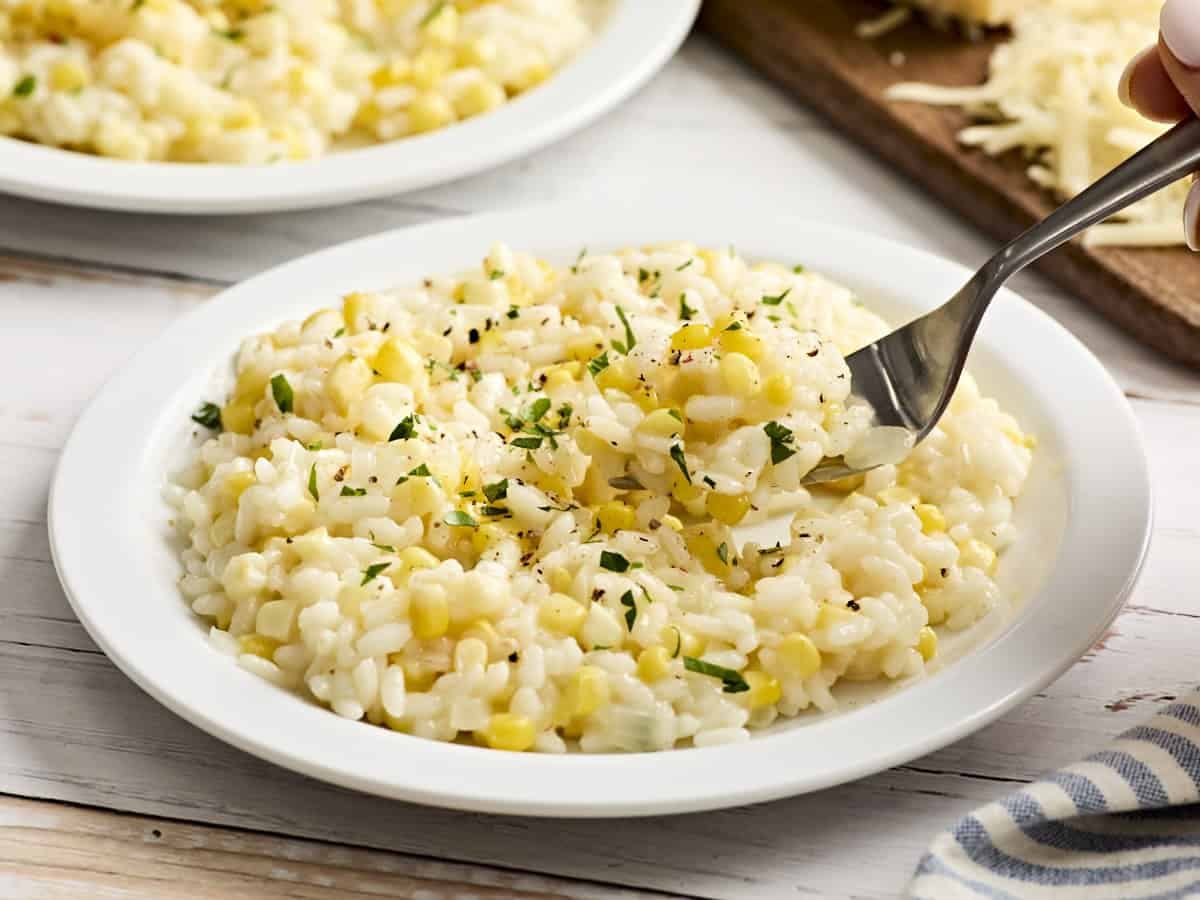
[887,0,1187,247]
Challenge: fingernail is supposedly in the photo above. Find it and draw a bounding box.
[1118,46,1155,107]
[1185,181,1200,251]
[1162,0,1200,68]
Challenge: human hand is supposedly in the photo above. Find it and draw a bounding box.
[1120,0,1200,248]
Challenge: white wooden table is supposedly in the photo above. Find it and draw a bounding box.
[2,34,1198,900]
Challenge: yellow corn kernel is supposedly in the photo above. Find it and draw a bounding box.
[597,501,636,534]
[763,372,793,406]
[959,539,997,573]
[411,590,449,640]
[456,35,497,67]
[777,632,822,677]
[547,568,572,594]
[659,625,705,659]
[234,365,271,403]
[543,368,575,394]
[718,352,761,396]
[454,77,505,118]
[638,408,683,438]
[712,313,738,332]
[341,291,371,331]
[479,713,535,751]
[917,626,938,661]
[536,473,569,497]
[632,384,659,412]
[718,327,765,361]
[685,529,732,577]
[410,47,452,89]
[370,59,411,88]
[564,665,609,717]
[408,91,455,133]
[878,486,918,507]
[744,671,782,709]
[471,523,506,554]
[354,99,382,130]
[672,473,703,504]
[49,60,89,92]
[539,593,587,636]
[238,634,279,659]
[637,646,672,683]
[914,504,946,534]
[221,396,257,435]
[327,355,374,414]
[567,332,604,361]
[421,1,458,44]
[661,514,683,532]
[670,323,713,351]
[816,604,859,630]
[372,337,428,390]
[398,546,440,574]
[705,492,750,526]
[223,470,256,501]
[400,660,437,692]
[823,473,865,494]
[510,57,550,92]
[223,100,261,130]
[594,363,637,393]
[461,619,501,655]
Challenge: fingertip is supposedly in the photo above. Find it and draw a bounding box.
[1184,181,1200,252]
[1123,42,1194,122]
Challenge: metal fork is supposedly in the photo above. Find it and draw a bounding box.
[803,117,1200,485]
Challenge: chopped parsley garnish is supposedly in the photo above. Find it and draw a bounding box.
[676,259,693,271]
[763,420,797,464]
[620,590,637,630]
[371,542,395,553]
[270,373,293,413]
[528,397,551,422]
[305,441,323,451]
[511,435,543,450]
[340,486,367,496]
[669,443,691,484]
[724,321,743,331]
[419,0,446,26]
[443,510,478,528]
[793,264,806,274]
[12,75,35,98]
[389,414,417,441]
[638,267,651,283]
[489,269,505,280]
[570,247,587,273]
[679,294,697,320]
[216,27,244,40]
[483,479,509,503]
[667,625,682,657]
[587,351,610,377]
[307,464,319,501]
[480,505,511,518]
[408,464,432,477]
[761,287,792,307]
[599,550,630,573]
[612,305,637,355]
[556,403,573,430]
[506,306,520,319]
[716,542,730,565]
[683,657,749,693]
[360,562,390,585]
[668,585,685,592]
[667,408,683,422]
[333,327,346,338]
[190,401,222,431]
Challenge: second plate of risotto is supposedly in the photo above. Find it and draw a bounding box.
[50,205,1151,816]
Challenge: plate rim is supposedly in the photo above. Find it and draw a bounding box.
[0,1,699,214]
[48,206,1153,817]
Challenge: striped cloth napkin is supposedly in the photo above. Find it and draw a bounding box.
[908,693,1200,899]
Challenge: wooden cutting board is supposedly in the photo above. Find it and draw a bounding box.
[700,0,1200,369]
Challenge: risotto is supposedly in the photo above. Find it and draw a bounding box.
[168,242,1034,753]
[0,0,593,163]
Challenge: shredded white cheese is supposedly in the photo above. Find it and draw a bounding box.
[856,6,912,39]
[886,0,1186,247]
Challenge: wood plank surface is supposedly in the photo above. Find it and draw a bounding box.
[0,795,650,900]
[700,0,1200,368]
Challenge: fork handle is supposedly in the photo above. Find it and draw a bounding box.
[992,117,1200,279]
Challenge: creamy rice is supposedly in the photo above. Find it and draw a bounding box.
[0,0,593,163]
[167,242,1034,753]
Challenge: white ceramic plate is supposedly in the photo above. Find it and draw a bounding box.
[0,3,698,214]
[49,206,1152,817]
